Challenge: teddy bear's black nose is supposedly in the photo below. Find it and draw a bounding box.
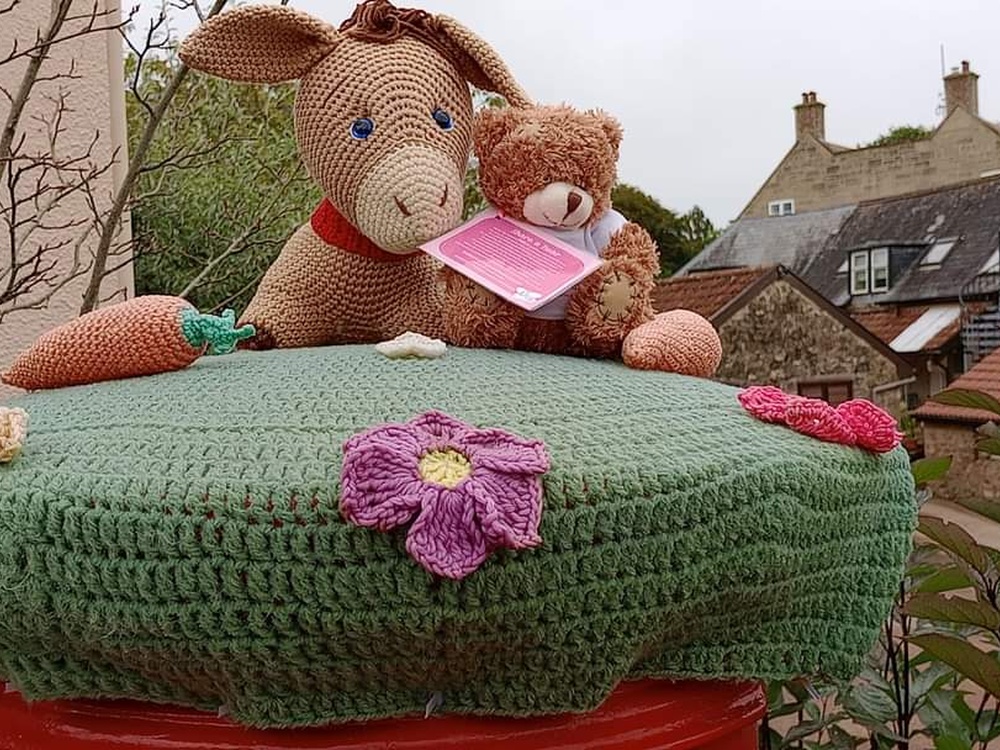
[567,191,583,215]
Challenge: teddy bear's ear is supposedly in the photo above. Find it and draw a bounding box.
[590,109,623,156]
[473,107,519,160]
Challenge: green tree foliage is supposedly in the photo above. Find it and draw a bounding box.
[677,205,720,265]
[127,55,318,313]
[767,391,1000,749]
[866,125,933,148]
[611,184,717,276]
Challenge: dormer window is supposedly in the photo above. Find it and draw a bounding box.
[768,199,795,217]
[850,248,889,295]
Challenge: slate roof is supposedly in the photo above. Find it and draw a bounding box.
[850,306,927,346]
[679,205,855,278]
[851,302,990,352]
[912,346,1000,424]
[652,266,772,320]
[806,177,1000,305]
[681,176,1000,310]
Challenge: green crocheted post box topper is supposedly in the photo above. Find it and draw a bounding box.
[0,346,916,727]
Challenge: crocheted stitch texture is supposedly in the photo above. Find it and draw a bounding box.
[0,346,916,727]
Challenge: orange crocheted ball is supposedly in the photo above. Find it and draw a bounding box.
[621,309,723,377]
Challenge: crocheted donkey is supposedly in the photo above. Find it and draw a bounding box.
[179,1,530,349]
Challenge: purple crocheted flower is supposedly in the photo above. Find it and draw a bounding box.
[339,411,550,580]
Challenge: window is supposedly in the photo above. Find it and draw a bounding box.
[850,251,869,294]
[768,199,795,217]
[871,247,889,292]
[921,240,956,266]
[849,248,891,295]
[797,379,854,406]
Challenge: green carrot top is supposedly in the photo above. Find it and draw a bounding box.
[180,308,256,355]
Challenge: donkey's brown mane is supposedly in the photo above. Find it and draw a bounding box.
[339,0,452,60]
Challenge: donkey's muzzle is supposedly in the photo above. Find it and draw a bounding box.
[354,146,464,253]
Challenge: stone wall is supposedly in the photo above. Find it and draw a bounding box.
[717,279,903,405]
[0,0,132,401]
[743,109,1000,219]
[922,421,1000,502]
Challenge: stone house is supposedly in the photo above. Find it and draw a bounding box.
[742,61,1000,219]
[681,174,1000,405]
[912,346,1000,501]
[653,266,913,413]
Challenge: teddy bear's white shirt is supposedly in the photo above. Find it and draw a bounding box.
[526,209,628,321]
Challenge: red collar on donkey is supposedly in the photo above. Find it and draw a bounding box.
[310,200,418,262]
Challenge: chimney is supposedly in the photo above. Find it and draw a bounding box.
[794,91,826,142]
[944,60,979,116]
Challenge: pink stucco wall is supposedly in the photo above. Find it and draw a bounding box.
[0,0,133,400]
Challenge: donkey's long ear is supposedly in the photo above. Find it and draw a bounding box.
[435,16,532,109]
[179,6,342,84]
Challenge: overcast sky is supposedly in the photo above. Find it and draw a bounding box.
[150,0,1000,227]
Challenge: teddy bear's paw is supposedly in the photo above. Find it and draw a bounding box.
[565,260,654,355]
[622,310,722,377]
[445,271,503,312]
[443,270,523,348]
[602,222,660,277]
[598,269,644,324]
[593,261,655,327]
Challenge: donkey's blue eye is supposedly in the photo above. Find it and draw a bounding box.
[350,117,374,140]
[432,109,454,131]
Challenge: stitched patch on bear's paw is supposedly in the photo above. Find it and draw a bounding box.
[598,272,639,322]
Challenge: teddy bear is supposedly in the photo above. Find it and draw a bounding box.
[442,104,722,377]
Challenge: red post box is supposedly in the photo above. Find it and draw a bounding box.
[0,679,765,750]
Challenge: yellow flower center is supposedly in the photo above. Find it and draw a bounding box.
[418,449,472,489]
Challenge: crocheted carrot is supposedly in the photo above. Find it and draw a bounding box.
[1,295,255,391]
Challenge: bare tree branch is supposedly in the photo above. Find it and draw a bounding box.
[80,0,230,313]
[0,4,124,69]
[177,165,300,298]
[123,8,169,118]
[0,0,135,322]
[2,0,297,328]
[208,273,264,314]
[0,0,74,170]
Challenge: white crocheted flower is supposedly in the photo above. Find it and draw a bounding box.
[375,332,447,360]
[0,407,28,463]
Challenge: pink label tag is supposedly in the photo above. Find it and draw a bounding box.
[420,209,602,311]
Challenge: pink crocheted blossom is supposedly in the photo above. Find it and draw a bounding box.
[737,385,902,453]
[837,399,905,453]
[737,385,791,423]
[339,411,550,580]
[786,398,856,446]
